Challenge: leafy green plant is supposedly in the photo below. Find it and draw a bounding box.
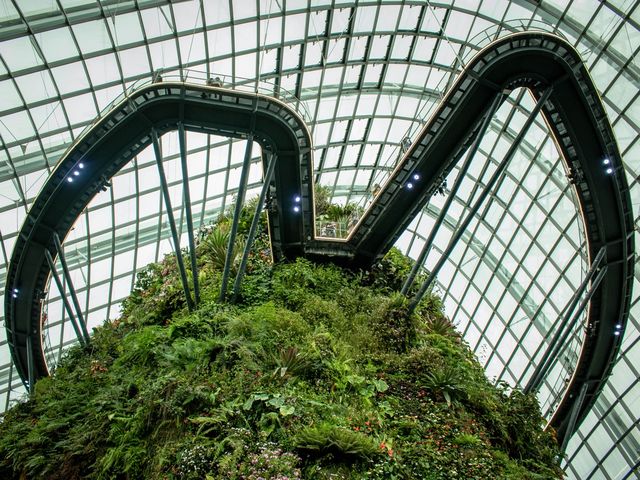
[452,433,483,448]
[424,314,456,337]
[198,223,246,273]
[372,292,416,353]
[272,347,311,380]
[220,442,302,479]
[313,184,332,217]
[423,365,466,406]
[362,247,414,293]
[173,443,216,479]
[294,423,380,461]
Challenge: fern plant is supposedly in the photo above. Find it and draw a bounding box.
[294,423,380,461]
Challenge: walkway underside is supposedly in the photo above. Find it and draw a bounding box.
[4,32,633,446]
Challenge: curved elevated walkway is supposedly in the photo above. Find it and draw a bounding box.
[5,32,633,445]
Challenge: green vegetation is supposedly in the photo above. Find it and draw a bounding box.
[0,202,563,479]
[314,184,363,238]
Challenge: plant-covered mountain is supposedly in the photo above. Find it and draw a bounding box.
[0,203,563,479]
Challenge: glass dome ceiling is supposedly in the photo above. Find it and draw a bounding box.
[0,1,638,478]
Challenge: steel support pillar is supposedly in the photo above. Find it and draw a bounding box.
[219,136,254,301]
[26,335,35,394]
[409,88,553,313]
[523,247,605,392]
[622,460,640,480]
[401,93,505,295]
[152,129,195,312]
[44,249,88,347]
[526,262,608,394]
[561,382,590,451]
[178,122,200,305]
[53,232,90,343]
[231,151,277,302]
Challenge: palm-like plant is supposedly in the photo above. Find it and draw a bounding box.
[425,315,456,337]
[272,347,309,379]
[424,365,465,406]
[199,224,246,272]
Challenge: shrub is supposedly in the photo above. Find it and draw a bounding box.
[371,292,417,353]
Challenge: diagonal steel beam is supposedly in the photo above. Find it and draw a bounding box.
[219,135,254,301]
[52,232,90,344]
[409,87,553,313]
[401,92,506,295]
[561,382,590,451]
[178,122,200,305]
[26,335,35,394]
[44,249,88,348]
[231,151,277,302]
[152,129,195,312]
[523,246,605,393]
[526,254,608,394]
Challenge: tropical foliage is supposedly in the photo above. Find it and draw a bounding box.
[0,201,563,480]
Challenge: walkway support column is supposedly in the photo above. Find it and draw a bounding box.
[152,129,195,312]
[44,249,88,347]
[219,136,254,301]
[409,88,553,313]
[26,336,36,394]
[52,232,90,344]
[526,250,607,394]
[231,151,277,301]
[178,122,200,305]
[401,92,506,295]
